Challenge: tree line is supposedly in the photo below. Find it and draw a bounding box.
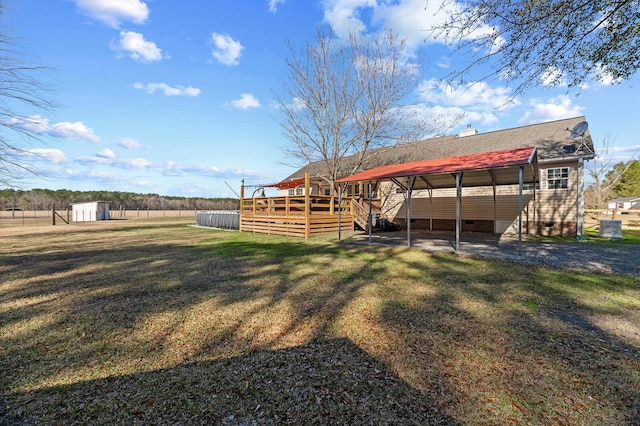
[585,159,640,209]
[0,189,239,211]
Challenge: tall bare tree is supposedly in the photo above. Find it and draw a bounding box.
[584,134,638,209]
[275,29,429,191]
[0,4,55,187]
[431,0,640,98]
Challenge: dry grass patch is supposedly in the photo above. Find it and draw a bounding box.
[1,219,639,424]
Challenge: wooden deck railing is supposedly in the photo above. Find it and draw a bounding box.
[240,194,355,238]
[240,195,351,216]
[351,199,370,230]
[585,209,640,228]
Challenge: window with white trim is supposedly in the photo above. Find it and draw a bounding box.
[296,187,304,195]
[288,189,295,196]
[547,167,569,189]
[346,184,355,197]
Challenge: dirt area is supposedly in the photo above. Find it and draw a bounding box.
[347,230,640,276]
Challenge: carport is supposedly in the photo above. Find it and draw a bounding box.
[337,146,539,257]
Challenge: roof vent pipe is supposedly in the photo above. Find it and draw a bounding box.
[459,124,478,137]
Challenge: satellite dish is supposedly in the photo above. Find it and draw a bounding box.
[565,121,593,155]
[569,121,589,138]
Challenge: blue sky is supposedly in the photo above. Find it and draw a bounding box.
[4,0,640,198]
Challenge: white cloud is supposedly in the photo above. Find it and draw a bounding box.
[374,0,437,47]
[75,0,149,28]
[540,67,566,87]
[322,0,376,38]
[75,156,111,165]
[610,144,640,154]
[122,158,153,168]
[271,96,306,112]
[52,121,101,143]
[133,82,201,96]
[8,115,51,134]
[76,155,152,168]
[210,33,244,66]
[418,79,516,126]
[414,104,497,131]
[321,0,501,51]
[230,93,261,109]
[24,148,68,164]
[228,168,270,178]
[594,64,623,86]
[290,97,307,111]
[11,115,101,143]
[118,137,147,149]
[437,56,451,69]
[420,79,514,110]
[518,95,585,125]
[134,180,156,187]
[97,148,115,159]
[287,96,307,111]
[112,31,163,62]
[162,162,221,177]
[268,0,286,13]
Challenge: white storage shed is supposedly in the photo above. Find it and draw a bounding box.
[607,197,640,211]
[72,201,110,222]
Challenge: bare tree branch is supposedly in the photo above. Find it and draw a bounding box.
[275,29,434,192]
[430,0,639,98]
[585,134,639,208]
[0,4,56,187]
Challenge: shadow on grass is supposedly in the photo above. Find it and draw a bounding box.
[379,253,640,424]
[1,224,639,424]
[2,338,457,425]
[1,228,409,423]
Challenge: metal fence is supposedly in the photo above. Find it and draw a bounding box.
[0,209,199,228]
[196,210,240,230]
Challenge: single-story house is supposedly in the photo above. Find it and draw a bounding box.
[607,197,640,210]
[71,201,110,222]
[273,116,595,237]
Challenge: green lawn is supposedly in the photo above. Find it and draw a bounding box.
[1,219,639,424]
[528,226,640,244]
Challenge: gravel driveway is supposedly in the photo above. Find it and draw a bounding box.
[347,231,640,276]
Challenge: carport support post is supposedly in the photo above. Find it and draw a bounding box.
[518,166,524,257]
[368,181,373,244]
[338,185,342,242]
[533,169,537,235]
[406,177,413,247]
[367,181,373,244]
[491,173,497,233]
[428,188,433,231]
[455,173,463,254]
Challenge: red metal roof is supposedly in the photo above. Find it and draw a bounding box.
[337,146,537,183]
[264,177,306,189]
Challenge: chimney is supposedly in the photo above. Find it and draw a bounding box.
[459,124,478,137]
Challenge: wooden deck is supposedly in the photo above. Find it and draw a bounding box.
[240,195,354,238]
[240,173,358,238]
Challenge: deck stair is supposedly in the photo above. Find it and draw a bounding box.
[352,199,380,231]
